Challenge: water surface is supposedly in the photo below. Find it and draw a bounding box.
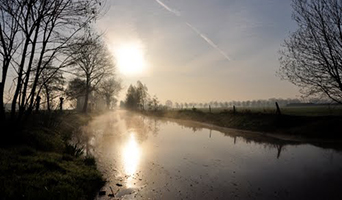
[79,110,342,200]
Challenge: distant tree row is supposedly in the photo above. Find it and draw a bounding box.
[161,98,328,109]
[121,81,160,111]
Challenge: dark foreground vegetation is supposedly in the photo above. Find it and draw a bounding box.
[0,112,104,200]
[142,108,342,140]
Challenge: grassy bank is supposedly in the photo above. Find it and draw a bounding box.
[142,109,342,139]
[0,112,104,200]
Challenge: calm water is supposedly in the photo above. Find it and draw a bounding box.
[78,110,342,200]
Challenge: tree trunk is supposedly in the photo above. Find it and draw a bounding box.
[10,38,30,120]
[35,96,41,112]
[10,3,33,121]
[27,7,53,116]
[1,58,11,121]
[45,85,50,111]
[59,97,64,111]
[83,78,90,113]
[275,102,281,115]
[19,18,41,117]
[106,95,110,110]
[83,88,89,113]
[0,83,5,122]
[0,7,18,122]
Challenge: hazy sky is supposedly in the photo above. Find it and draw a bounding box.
[96,0,300,103]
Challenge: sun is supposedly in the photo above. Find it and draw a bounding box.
[115,43,146,76]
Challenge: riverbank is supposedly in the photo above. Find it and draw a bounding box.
[0,112,104,200]
[141,109,342,140]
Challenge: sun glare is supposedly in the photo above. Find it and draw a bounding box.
[122,133,140,177]
[115,43,146,76]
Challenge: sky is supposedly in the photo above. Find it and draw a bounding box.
[96,0,300,103]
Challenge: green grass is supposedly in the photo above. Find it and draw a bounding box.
[0,147,103,200]
[0,111,104,200]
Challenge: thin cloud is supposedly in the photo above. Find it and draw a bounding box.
[154,0,231,61]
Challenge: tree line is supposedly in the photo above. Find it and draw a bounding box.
[162,98,311,109]
[121,81,160,111]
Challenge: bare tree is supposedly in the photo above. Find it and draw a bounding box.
[36,64,65,111]
[66,32,114,113]
[0,1,20,120]
[97,78,122,110]
[65,78,86,100]
[0,0,103,122]
[279,0,342,103]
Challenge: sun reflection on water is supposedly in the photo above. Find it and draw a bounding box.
[122,133,141,180]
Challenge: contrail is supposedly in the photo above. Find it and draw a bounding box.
[155,0,181,16]
[154,0,231,61]
[185,22,231,61]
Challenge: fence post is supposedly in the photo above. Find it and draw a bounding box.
[275,102,281,115]
[60,97,64,111]
[35,96,41,112]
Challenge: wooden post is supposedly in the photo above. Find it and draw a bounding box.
[277,144,283,159]
[233,105,236,114]
[60,97,64,111]
[35,96,41,112]
[275,102,281,115]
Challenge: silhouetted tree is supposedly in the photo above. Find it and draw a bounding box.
[65,78,87,101]
[136,81,149,110]
[125,85,139,110]
[149,95,159,111]
[97,78,122,109]
[279,0,342,104]
[124,81,150,110]
[66,32,114,112]
[36,64,65,111]
[0,0,102,122]
[165,100,173,108]
[0,1,20,120]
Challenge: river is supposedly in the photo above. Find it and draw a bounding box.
[77,110,342,200]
